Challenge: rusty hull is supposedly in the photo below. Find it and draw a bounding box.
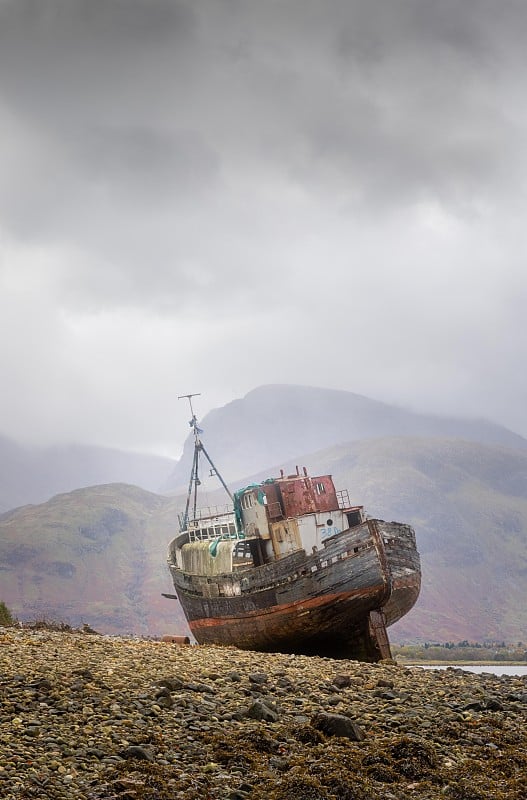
[169,519,420,661]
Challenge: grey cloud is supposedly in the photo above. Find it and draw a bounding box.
[0,0,525,251]
[0,0,197,130]
[0,0,527,452]
[76,126,220,200]
[335,2,491,63]
[0,0,195,47]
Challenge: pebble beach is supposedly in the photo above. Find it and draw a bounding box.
[1,627,526,800]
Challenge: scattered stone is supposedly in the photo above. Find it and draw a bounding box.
[332,674,352,688]
[463,697,504,712]
[248,672,268,685]
[119,745,155,761]
[156,676,184,691]
[0,628,525,800]
[246,699,279,722]
[311,711,366,741]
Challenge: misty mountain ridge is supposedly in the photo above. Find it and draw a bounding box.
[167,384,527,490]
[1,383,525,516]
[0,435,175,513]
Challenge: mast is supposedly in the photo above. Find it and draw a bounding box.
[178,393,233,532]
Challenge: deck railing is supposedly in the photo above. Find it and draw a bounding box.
[184,509,246,544]
[337,489,351,508]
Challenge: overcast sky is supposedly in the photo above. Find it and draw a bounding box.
[1,0,526,457]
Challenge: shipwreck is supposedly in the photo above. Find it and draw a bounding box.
[165,395,421,661]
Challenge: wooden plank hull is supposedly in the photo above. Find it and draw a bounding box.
[169,519,420,661]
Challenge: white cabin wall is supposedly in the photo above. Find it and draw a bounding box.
[315,509,348,545]
[240,491,271,538]
[297,515,318,552]
[284,509,350,552]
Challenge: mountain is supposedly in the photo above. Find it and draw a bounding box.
[0,483,188,635]
[1,436,526,643]
[3,383,524,514]
[0,434,175,512]
[166,384,527,490]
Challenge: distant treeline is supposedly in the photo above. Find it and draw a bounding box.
[394,641,527,662]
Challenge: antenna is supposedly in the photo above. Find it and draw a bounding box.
[177,393,233,531]
[178,393,202,443]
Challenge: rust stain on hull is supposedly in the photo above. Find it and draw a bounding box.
[190,586,384,629]
[166,456,421,662]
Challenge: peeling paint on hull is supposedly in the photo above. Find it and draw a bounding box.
[169,519,421,661]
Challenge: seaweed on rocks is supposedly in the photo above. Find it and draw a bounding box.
[1,630,526,800]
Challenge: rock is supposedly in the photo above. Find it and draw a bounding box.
[248,672,268,685]
[311,712,366,741]
[184,681,214,693]
[246,699,279,722]
[156,676,184,691]
[119,745,155,761]
[1,628,526,800]
[269,756,289,771]
[332,674,352,689]
[463,697,504,712]
[71,668,95,679]
[156,694,174,709]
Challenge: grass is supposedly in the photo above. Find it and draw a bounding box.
[0,600,16,626]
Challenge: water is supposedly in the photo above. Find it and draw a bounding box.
[415,664,527,677]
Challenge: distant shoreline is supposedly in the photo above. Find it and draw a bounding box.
[399,659,526,666]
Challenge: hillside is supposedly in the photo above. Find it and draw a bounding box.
[0,483,188,635]
[1,436,526,643]
[279,437,527,643]
[166,384,527,489]
[0,435,175,512]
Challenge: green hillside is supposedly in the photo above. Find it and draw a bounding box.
[0,483,188,636]
[1,437,526,643]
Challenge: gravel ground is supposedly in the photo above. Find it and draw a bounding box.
[1,627,526,799]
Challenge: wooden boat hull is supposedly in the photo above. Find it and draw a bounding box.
[168,519,420,661]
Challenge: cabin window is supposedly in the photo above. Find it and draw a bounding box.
[242,493,254,509]
[346,510,362,528]
[314,482,326,495]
